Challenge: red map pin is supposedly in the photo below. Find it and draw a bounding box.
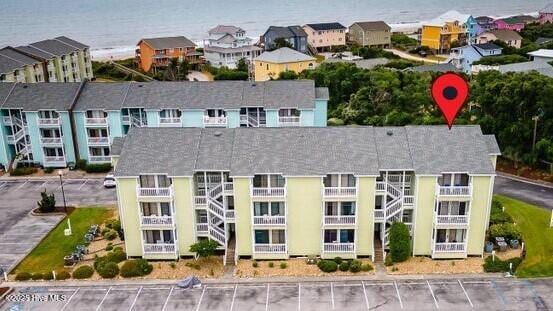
[431,72,469,129]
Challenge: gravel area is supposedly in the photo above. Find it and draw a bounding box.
[235,258,375,278]
[386,256,484,274]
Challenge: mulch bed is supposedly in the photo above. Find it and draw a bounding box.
[31,206,76,215]
[497,158,553,183]
[0,287,9,297]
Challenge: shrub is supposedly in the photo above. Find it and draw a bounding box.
[85,163,112,173]
[72,265,94,279]
[189,240,219,258]
[333,257,343,264]
[214,70,248,81]
[327,118,345,126]
[489,223,522,240]
[103,230,118,241]
[97,262,119,278]
[94,249,127,271]
[37,190,56,213]
[120,259,153,278]
[278,70,299,80]
[105,219,121,232]
[15,272,32,281]
[349,260,362,273]
[389,222,411,263]
[339,261,350,271]
[384,255,393,267]
[43,271,54,280]
[252,261,258,268]
[280,262,287,269]
[105,245,113,251]
[318,260,338,273]
[11,167,36,176]
[483,256,522,273]
[75,159,87,170]
[31,272,44,280]
[361,263,373,272]
[44,167,54,174]
[268,262,274,268]
[55,270,70,280]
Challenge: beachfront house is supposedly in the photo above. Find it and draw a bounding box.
[421,21,467,54]
[528,49,553,62]
[494,15,537,32]
[448,43,502,73]
[465,16,479,44]
[539,4,553,24]
[203,25,262,69]
[260,26,308,53]
[302,23,347,52]
[0,36,92,83]
[253,47,316,81]
[135,36,201,72]
[348,21,392,48]
[475,16,496,33]
[477,29,522,49]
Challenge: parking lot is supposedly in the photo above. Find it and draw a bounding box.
[1,278,552,310]
[0,178,116,272]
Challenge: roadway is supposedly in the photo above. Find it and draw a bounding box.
[494,175,553,210]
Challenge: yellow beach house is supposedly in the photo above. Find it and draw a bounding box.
[421,21,467,53]
[112,125,500,263]
[254,47,316,81]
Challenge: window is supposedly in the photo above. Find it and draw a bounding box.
[253,174,285,188]
[139,175,171,188]
[436,229,466,243]
[323,174,355,187]
[324,229,354,243]
[143,230,174,244]
[272,230,285,243]
[278,108,300,117]
[255,230,269,244]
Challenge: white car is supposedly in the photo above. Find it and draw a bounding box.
[103,174,116,188]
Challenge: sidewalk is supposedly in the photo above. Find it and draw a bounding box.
[496,171,553,189]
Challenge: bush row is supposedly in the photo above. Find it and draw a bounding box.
[483,256,522,273]
[317,257,372,273]
[15,270,70,281]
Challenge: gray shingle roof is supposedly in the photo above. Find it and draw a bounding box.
[110,137,126,156]
[265,26,308,39]
[29,39,79,56]
[0,83,15,105]
[0,47,41,73]
[74,82,130,111]
[1,83,81,111]
[255,47,315,63]
[54,36,89,50]
[497,60,552,73]
[114,126,498,177]
[484,29,522,41]
[208,25,245,35]
[351,21,391,31]
[13,45,55,60]
[139,36,196,50]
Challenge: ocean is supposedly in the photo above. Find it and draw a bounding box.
[0,0,549,59]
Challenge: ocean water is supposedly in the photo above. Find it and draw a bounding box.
[0,0,549,57]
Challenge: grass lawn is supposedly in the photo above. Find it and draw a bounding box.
[14,207,114,274]
[495,195,553,278]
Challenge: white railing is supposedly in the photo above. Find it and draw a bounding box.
[196,223,208,233]
[204,116,227,126]
[434,242,466,253]
[137,186,172,198]
[254,244,287,253]
[387,183,401,198]
[437,184,472,196]
[208,184,223,199]
[37,118,60,126]
[88,137,110,145]
[194,196,207,207]
[208,200,225,218]
[252,187,285,198]
[240,115,260,127]
[226,210,235,219]
[209,226,226,245]
[386,199,402,218]
[324,215,356,225]
[376,182,385,191]
[278,116,301,126]
[324,187,357,197]
[43,156,66,165]
[323,243,355,253]
[8,130,25,143]
[141,215,173,226]
[436,215,469,225]
[253,215,286,225]
[403,195,415,206]
[159,117,181,126]
[40,137,63,145]
[122,115,130,124]
[374,209,385,220]
[85,118,108,126]
[89,155,111,163]
[223,182,233,193]
[143,243,176,253]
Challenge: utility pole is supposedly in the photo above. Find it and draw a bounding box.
[532,115,539,151]
[58,170,67,213]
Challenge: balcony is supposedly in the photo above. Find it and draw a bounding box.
[374,209,384,221]
[204,116,227,127]
[223,182,233,194]
[278,116,301,127]
[376,182,385,192]
[435,215,469,226]
[226,210,235,220]
[253,215,286,226]
[323,187,356,198]
[434,242,466,253]
[323,215,356,226]
[251,187,285,199]
[323,243,355,253]
[88,137,110,146]
[137,186,173,201]
[143,243,176,254]
[89,155,111,163]
[196,223,208,233]
[37,118,60,127]
[254,243,287,253]
[140,215,174,227]
[122,116,130,124]
[43,156,66,167]
[85,118,108,126]
[3,116,12,125]
[159,117,182,127]
[40,137,63,146]
[436,184,472,198]
[403,195,415,207]
[194,196,207,208]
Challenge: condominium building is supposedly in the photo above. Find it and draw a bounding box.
[0,80,328,169]
[112,126,500,262]
[0,47,45,83]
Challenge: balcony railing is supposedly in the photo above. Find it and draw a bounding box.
[88,137,110,145]
[253,215,286,225]
[7,130,25,144]
[434,242,466,253]
[137,186,173,199]
[196,223,208,233]
[194,196,207,207]
[226,210,235,219]
[89,155,111,163]
[254,244,287,253]
[323,243,355,253]
[223,182,234,194]
[323,215,356,225]
[374,209,384,220]
[40,137,63,145]
[140,215,174,226]
[159,117,182,126]
[324,187,357,197]
[278,116,300,126]
[85,118,108,126]
[43,156,66,167]
[252,187,285,198]
[37,118,60,126]
[437,184,472,197]
[143,243,176,253]
[376,182,385,191]
[3,116,12,125]
[203,116,227,127]
[403,195,415,206]
[122,116,130,124]
[435,215,469,225]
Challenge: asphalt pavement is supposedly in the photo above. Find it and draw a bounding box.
[494,175,553,210]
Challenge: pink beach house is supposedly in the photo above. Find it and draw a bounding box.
[494,15,536,32]
[539,4,553,24]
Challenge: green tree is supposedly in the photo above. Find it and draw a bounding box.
[272,37,293,49]
[236,58,248,72]
[389,222,411,263]
[178,60,190,80]
[189,239,219,258]
[37,190,56,213]
[278,70,299,80]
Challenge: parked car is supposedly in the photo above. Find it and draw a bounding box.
[103,174,116,188]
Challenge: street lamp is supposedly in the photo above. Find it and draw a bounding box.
[532,115,539,152]
[58,170,67,213]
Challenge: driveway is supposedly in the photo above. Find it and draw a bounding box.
[1,278,552,310]
[494,175,553,210]
[0,178,116,272]
[384,48,442,64]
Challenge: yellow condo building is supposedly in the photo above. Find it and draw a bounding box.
[112,126,500,263]
[254,47,316,81]
[421,21,467,53]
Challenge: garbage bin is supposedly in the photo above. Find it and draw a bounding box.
[510,239,519,249]
[485,241,494,253]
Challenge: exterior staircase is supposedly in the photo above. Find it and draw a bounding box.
[225,237,236,266]
[373,238,383,262]
[206,183,227,246]
[380,176,412,247]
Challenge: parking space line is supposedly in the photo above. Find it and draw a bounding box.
[330,282,335,310]
[129,286,143,311]
[161,286,174,311]
[265,283,270,311]
[78,179,89,190]
[394,281,404,309]
[364,283,394,286]
[462,281,491,284]
[426,280,439,309]
[0,182,7,189]
[229,285,237,311]
[362,281,369,310]
[60,288,79,311]
[35,181,49,189]
[195,286,206,311]
[490,281,507,306]
[298,283,301,311]
[96,286,112,311]
[523,280,547,309]
[458,280,473,308]
[15,180,28,190]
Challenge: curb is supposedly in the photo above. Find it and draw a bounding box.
[496,172,553,189]
[0,176,106,181]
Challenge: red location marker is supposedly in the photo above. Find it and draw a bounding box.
[431,72,469,129]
